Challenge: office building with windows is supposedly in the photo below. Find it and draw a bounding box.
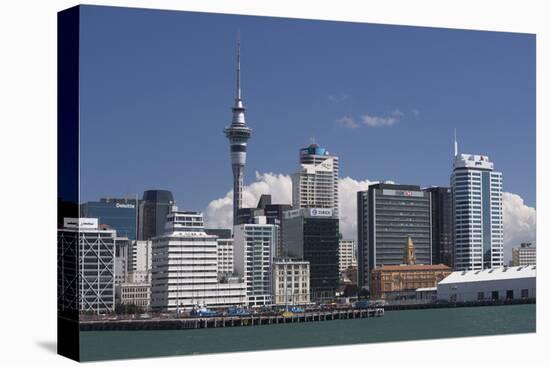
[138,190,175,241]
[282,208,340,300]
[451,152,503,271]
[423,187,453,266]
[127,240,152,283]
[236,194,292,258]
[292,144,339,217]
[512,243,536,266]
[217,238,235,277]
[116,283,151,309]
[81,197,139,240]
[150,211,245,312]
[339,239,357,273]
[233,217,277,306]
[114,237,130,285]
[58,218,116,314]
[357,183,432,289]
[272,258,310,305]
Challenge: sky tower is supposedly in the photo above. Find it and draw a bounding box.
[224,40,252,226]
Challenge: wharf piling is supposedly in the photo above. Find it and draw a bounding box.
[80,308,384,331]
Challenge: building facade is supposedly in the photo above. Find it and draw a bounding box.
[114,237,130,286]
[292,144,339,217]
[138,190,175,241]
[272,259,310,305]
[233,217,277,306]
[423,187,453,266]
[116,283,151,309]
[80,197,139,240]
[369,236,450,299]
[236,194,292,258]
[283,208,340,300]
[357,183,432,289]
[339,239,357,273]
[151,211,246,312]
[511,243,536,266]
[437,266,536,302]
[58,218,116,314]
[370,264,452,300]
[451,153,503,271]
[127,240,152,283]
[217,238,235,277]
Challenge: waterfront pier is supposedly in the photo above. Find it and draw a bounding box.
[80,308,384,331]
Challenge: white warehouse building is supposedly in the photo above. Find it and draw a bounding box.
[437,266,536,302]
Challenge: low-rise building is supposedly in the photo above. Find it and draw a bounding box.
[437,265,536,302]
[116,283,151,309]
[511,243,536,266]
[369,237,451,299]
[272,258,310,305]
[370,264,452,300]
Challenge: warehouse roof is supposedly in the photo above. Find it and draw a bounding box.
[439,266,536,284]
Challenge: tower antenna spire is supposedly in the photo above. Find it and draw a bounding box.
[454,128,458,157]
[225,33,252,225]
[236,31,241,101]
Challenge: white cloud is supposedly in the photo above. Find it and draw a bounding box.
[204,174,536,264]
[204,173,375,239]
[204,172,292,229]
[335,116,359,129]
[361,110,403,127]
[336,110,405,129]
[503,192,536,261]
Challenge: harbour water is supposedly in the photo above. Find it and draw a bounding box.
[80,304,536,361]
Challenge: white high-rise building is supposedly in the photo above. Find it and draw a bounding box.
[128,240,152,283]
[233,217,277,306]
[451,144,503,271]
[151,211,245,312]
[339,239,357,273]
[292,144,339,217]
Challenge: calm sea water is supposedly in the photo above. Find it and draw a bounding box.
[80,304,536,361]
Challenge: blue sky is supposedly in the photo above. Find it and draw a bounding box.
[79,5,536,210]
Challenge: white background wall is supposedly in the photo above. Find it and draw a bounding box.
[0,1,547,367]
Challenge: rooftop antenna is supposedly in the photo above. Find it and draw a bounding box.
[454,128,458,157]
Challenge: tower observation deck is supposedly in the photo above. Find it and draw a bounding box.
[224,40,252,226]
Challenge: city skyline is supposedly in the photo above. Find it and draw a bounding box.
[53,6,539,361]
[77,6,536,261]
